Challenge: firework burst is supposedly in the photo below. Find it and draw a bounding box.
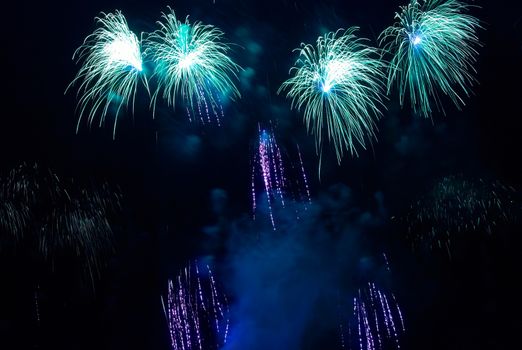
[279,27,386,163]
[163,261,229,350]
[0,163,121,277]
[146,7,241,124]
[399,175,519,257]
[251,125,311,229]
[67,11,148,137]
[341,283,405,350]
[379,0,481,118]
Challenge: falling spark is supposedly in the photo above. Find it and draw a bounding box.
[382,253,391,272]
[341,283,405,350]
[0,163,121,279]
[34,285,41,325]
[251,125,312,229]
[164,261,229,350]
[400,175,520,258]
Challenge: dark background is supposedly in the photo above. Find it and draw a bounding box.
[2,0,522,349]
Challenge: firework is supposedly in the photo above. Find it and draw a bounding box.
[163,261,229,350]
[1,163,61,242]
[341,283,405,350]
[0,163,120,276]
[399,175,519,257]
[379,0,481,118]
[0,201,29,242]
[251,125,311,229]
[146,7,241,124]
[279,27,386,163]
[67,11,148,137]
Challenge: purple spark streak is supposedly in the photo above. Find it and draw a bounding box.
[164,261,229,350]
[185,84,223,126]
[251,124,312,229]
[342,283,405,350]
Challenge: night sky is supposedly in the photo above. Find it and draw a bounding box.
[2,1,522,349]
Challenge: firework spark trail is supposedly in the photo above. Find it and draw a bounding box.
[0,163,120,279]
[279,27,386,164]
[146,7,241,123]
[381,291,400,349]
[379,0,481,118]
[360,299,375,350]
[392,294,406,332]
[401,175,519,257]
[374,308,382,349]
[258,128,277,228]
[343,283,405,350]
[297,144,312,205]
[0,201,29,241]
[66,11,148,137]
[356,298,363,350]
[34,285,41,325]
[251,125,312,229]
[383,253,391,272]
[367,284,381,349]
[274,139,286,206]
[165,262,229,350]
[251,162,257,221]
[208,266,229,340]
[375,288,390,338]
[339,318,346,349]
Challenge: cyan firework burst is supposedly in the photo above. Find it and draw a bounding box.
[146,7,241,124]
[279,27,386,164]
[379,0,481,118]
[67,11,148,137]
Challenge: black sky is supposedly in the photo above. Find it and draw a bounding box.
[2,0,522,349]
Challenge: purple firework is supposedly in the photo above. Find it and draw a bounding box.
[163,261,229,350]
[341,283,405,350]
[251,124,311,229]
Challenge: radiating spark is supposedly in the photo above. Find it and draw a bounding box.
[146,7,241,124]
[279,27,386,163]
[379,0,482,118]
[66,11,149,137]
[0,163,121,279]
[400,175,520,258]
